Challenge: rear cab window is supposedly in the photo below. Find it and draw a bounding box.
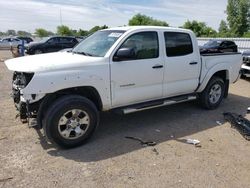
[164,32,193,57]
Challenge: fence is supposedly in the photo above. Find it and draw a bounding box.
[198,38,250,52]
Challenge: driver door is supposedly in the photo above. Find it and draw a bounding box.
[110,31,164,107]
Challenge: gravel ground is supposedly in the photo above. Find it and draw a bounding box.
[0,50,250,188]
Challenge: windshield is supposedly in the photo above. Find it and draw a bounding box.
[39,37,50,43]
[204,40,221,47]
[72,30,125,57]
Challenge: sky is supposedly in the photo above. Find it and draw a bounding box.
[0,0,228,33]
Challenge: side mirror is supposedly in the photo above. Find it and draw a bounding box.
[113,48,135,61]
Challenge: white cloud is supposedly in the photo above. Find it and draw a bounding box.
[0,0,228,32]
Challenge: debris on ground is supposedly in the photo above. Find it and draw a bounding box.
[223,112,250,140]
[186,138,201,147]
[247,107,250,114]
[0,177,13,183]
[125,136,157,147]
[216,121,222,125]
[152,148,159,155]
[0,137,7,140]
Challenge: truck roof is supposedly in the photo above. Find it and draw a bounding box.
[104,26,193,33]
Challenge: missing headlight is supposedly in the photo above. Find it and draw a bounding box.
[13,71,34,89]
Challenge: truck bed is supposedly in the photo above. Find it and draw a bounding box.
[196,52,242,92]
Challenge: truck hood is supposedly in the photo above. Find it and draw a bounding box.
[4,52,104,72]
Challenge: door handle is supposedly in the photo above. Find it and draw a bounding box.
[152,65,163,69]
[189,62,198,65]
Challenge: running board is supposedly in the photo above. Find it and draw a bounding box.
[119,95,197,114]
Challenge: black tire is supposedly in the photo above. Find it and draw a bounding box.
[199,76,225,110]
[43,95,99,148]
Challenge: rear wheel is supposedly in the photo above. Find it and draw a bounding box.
[43,95,99,148]
[199,76,225,110]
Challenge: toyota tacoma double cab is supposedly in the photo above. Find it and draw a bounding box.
[5,26,242,148]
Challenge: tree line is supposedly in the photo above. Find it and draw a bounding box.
[0,0,249,38]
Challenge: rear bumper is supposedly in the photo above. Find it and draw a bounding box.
[241,64,250,77]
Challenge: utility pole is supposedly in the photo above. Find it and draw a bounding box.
[60,8,62,25]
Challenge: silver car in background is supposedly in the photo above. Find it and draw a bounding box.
[242,50,250,77]
[0,37,26,50]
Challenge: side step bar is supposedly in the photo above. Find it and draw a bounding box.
[116,95,197,114]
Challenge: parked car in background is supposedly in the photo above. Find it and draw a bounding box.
[200,40,238,54]
[16,36,33,43]
[241,50,250,77]
[75,36,87,42]
[0,37,26,50]
[25,36,79,55]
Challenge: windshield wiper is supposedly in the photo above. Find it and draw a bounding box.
[72,51,93,56]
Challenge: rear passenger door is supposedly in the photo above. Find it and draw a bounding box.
[60,38,76,49]
[163,32,200,97]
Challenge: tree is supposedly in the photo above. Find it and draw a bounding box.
[57,25,72,36]
[218,20,230,37]
[244,32,250,37]
[6,30,16,36]
[77,29,88,36]
[35,28,51,37]
[17,30,31,36]
[129,14,169,26]
[88,25,108,34]
[227,0,250,37]
[182,20,217,37]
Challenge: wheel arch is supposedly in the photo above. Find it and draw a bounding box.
[197,69,230,94]
[37,86,103,129]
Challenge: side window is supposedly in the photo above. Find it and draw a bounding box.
[60,38,72,43]
[47,38,58,43]
[220,42,227,47]
[118,31,159,60]
[164,32,193,57]
[12,39,19,42]
[227,41,235,46]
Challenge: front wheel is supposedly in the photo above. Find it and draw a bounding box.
[43,95,99,148]
[199,76,225,110]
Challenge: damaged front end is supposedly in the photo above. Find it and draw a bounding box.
[12,71,35,122]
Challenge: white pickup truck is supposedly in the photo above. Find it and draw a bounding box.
[5,26,242,148]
